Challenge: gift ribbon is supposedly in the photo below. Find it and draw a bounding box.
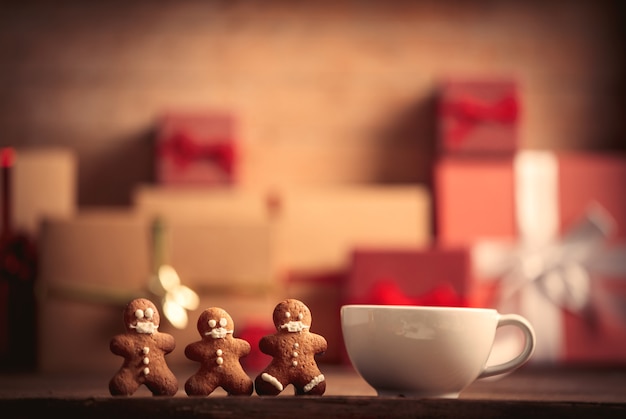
[158,131,234,176]
[472,151,626,362]
[358,278,465,307]
[441,93,518,148]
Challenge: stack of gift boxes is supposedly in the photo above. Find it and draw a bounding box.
[345,79,626,365]
[28,83,626,373]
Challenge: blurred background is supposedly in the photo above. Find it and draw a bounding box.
[0,0,625,375]
[0,0,624,206]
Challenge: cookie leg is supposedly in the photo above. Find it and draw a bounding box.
[223,373,254,396]
[185,373,219,396]
[254,372,285,396]
[145,369,178,396]
[294,373,326,396]
[109,369,140,396]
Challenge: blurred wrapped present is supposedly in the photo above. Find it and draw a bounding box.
[435,151,626,364]
[273,185,431,273]
[154,112,236,186]
[0,147,76,371]
[345,247,470,307]
[36,208,278,372]
[437,79,519,156]
[37,210,151,373]
[0,147,76,237]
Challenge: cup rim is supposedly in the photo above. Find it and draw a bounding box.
[341,304,497,313]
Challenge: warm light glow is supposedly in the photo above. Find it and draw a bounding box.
[163,297,188,329]
[158,264,181,290]
[175,285,200,310]
[154,264,200,329]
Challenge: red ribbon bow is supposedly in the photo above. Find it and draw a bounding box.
[360,279,465,307]
[158,131,235,176]
[441,94,518,148]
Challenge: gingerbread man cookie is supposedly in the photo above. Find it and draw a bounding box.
[254,299,327,396]
[109,298,178,396]
[185,307,253,396]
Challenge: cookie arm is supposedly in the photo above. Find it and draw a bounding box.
[159,333,176,354]
[184,341,203,362]
[110,335,133,356]
[258,335,277,356]
[235,338,252,357]
[312,333,328,354]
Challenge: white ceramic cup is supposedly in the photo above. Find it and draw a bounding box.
[341,305,536,398]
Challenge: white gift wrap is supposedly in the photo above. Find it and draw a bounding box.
[472,151,626,363]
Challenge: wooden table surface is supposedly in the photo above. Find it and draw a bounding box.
[1,364,625,418]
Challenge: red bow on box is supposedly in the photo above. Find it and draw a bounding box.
[158,131,235,176]
[361,279,465,307]
[441,94,518,148]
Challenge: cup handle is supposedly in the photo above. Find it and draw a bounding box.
[478,313,536,379]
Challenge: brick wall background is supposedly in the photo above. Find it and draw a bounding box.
[0,0,624,206]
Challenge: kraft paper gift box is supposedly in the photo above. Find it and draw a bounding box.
[434,151,626,364]
[132,185,271,224]
[37,209,278,373]
[155,112,237,186]
[0,147,77,237]
[132,188,276,291]
[273,185,432,273]
[161,220,275,292]
[437,79,520,156]
[37,210,153,373]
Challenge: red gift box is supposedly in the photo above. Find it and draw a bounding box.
[155,112,236,186]
[437,79,520,156]
[434,151,626,364]
[345,247,471,307]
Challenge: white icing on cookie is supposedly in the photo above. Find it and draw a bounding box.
[205,328,234,339]
[130,321,158,334]
[303,374,325,393]
[261,373,283,391]
[280,321,309,333]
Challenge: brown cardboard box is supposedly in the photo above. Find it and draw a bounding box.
[37,210,152,373]
[37,208,278,373]
[274,185,432,272]
[0,147,76,237]
[132,185,271,224]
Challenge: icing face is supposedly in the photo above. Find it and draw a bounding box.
[198,308,234,339]
[273,299,313,333]
[124,298,160,335]
[280,311,309,332]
